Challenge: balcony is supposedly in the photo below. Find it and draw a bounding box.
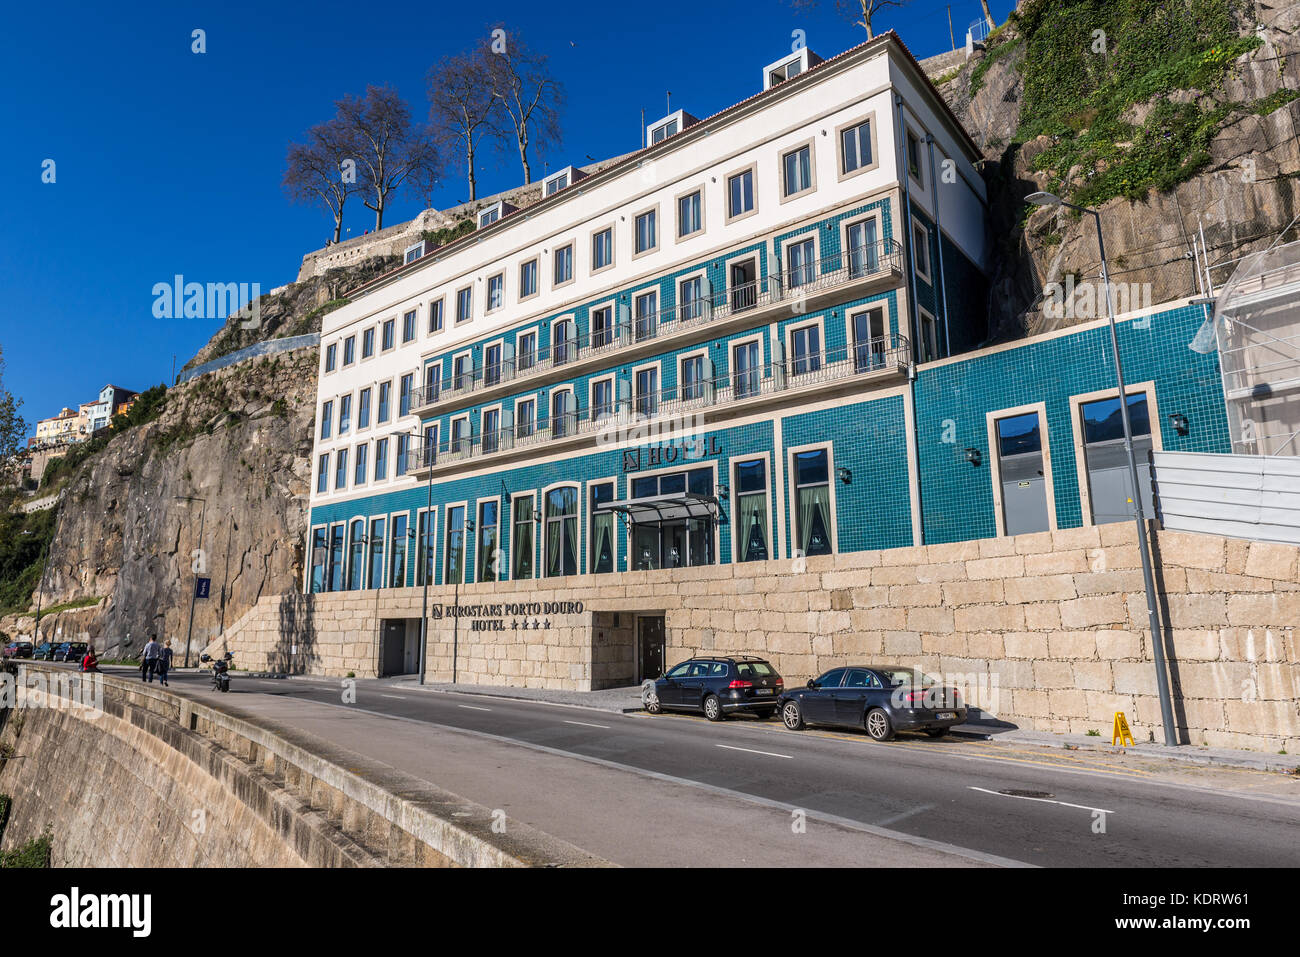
[408,238,904,417]
[403,334,909,477]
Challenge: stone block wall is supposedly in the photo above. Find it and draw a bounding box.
[212,526,1300,751]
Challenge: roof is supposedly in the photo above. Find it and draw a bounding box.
[350,31,981,299]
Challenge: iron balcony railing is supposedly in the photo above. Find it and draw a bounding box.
[408,238,903,411]
[402,334,909,473]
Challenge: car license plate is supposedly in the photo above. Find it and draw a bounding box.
[756,688,774,695]
[936,712,955,720]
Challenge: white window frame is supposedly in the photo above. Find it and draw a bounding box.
[1068,382,1163,528]
[633,205,660,259]
[986,402,1058,538]
[779,139,817,203]
[787,440,839,559]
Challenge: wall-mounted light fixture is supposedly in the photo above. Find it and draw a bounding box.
[715,484,730,499]
[964,448,982,466]
[533,508,543,523]
[1170,412,1189,436]
[836,466,852,484]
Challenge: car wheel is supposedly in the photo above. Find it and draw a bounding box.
[781,700,805,730]
[925,728,948,738]
[644,689,663,715]
[703,694,724,721]
[865,707,895,742]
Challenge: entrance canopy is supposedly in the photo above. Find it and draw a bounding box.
[598,492,722,524]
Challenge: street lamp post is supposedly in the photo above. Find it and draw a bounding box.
[174,495,207,668]
[1027,192,1178,746]
[417,432,434,685]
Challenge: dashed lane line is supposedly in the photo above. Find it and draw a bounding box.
[969,786,1115,816]
[717,744,794,760]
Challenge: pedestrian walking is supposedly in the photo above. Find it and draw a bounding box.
[141,635,161,683]
[157,639,173,686]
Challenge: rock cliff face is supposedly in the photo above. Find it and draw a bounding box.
[935,0,1300,340]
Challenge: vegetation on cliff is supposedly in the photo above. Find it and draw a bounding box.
[0,509,54,618]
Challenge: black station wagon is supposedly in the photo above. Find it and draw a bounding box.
[644,656,785,721]
[777,666,967,741]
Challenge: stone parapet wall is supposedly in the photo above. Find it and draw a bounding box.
[213,525,1300,751]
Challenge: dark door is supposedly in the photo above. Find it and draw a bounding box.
[638,616,666,682]
[730,259,757,312]
[834,668,875,726]
[379,620,407,677]
[802,668,844,724]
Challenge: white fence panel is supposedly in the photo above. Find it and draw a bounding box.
[1152,451,1300,545]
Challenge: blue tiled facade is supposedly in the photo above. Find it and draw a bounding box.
[309,194,1229,594]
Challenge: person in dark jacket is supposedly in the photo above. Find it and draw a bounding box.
[156,639,173,686]
[141,635,161,682]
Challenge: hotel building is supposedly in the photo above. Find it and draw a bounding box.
[296,34,1230,685]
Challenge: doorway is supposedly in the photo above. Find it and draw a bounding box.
[637,615,665,682]
[379,619,420,677]
[995,411,1051,535]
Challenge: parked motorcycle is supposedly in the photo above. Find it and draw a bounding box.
[200,651,233,692]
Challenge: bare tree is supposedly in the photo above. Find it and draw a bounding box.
[428,44,503,202]
[485,25,564,185]
[335,86,441,231]
[980,0,995,30]
[283,119,356,244]
[788,0,912,40]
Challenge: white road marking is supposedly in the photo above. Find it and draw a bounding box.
[380,694,407,700]
[458,704,492,712]
[968,786,1115,815]
[564,720,610,729]
[717,744,793,760]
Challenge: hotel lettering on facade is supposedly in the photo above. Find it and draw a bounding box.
[298,35,1231,686]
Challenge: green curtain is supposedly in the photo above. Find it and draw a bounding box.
[594,515,613,572]
[798,485,831,555]
[514,519,532,579]
[564,516,578,575]
[737,492,768,562]
[547,520,560,576]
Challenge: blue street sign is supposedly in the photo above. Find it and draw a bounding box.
[195,577,211,599]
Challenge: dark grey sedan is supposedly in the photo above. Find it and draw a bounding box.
[777,666,967,741]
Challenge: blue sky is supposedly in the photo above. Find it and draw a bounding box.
[0,0,1010,429]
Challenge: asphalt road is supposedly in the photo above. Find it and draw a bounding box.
[116,667,1300,867]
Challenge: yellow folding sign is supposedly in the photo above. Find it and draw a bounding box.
[1113,711,1135,747]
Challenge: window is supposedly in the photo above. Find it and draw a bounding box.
[396,433,410,477]
[343,336,356,366]
[734,459,770,562]
[353,443,368,485]
[768,58,803,86]
[544,487,579,577]
[727,168,755,220]
[782,144,813,198]
[591,483,615,574]
[1079,391,1156,526]
[374,437,388,480]
[520,258,538,298]
[650,118,677,143]
[635,367,658,417]
[847,218,880,278]
[790,323,822,375]
[551,390,573,438]
[348,520,365,590]
[338,394,352,433]
[482,407,500,454]
[399,375,413,416]
[591,305,614,349]
[479,204,501,227]
[382,319,395,351]
[429,298,444,334]
[919,307,939,362]
[334,448,348,490]
[477,500,499,582]
[325,343,337,373]
[592,378,614,420]
[487,273,504,312]
[367,518,386,589]
[517,398,535,438]
[553,318,576,365]
[358,388,371,429]
[628,468,715,569]
[681,354,705,401]
[402,310,416,343]
[793,448,833,557]
[787,237,816,289]
[906,128,923,185]
[445,505,466,585]
[851,307,888,372]
[484,343,502,387]
[840,118,873,174]
[320,400,333,440]
[422,424,437,468]
[450,416,468,454]
[362,327,375,359]
[634,290,658,342]
[452,354,471,391]
[679,276,704,322]
[405,243,423,264]
[328,525,344,591]
[310,528,327,592]
[677,190,702,238]
[316,453,329,494]
[456,286,473,323]
[729,258,757,312]
[512,496,534,580]
[634,209,657,255]
[553,243,573,285]
[733,340,761,399]
[912,222,931,282]
[417,510,436,586]
[592,227,613,271]
[518,331,537,372]
[545,171,568,195]
[378,381,391,423]
[389,515,408,588]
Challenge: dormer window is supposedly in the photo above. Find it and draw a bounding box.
[541,165,586,197]
[761,48,823,91]
[645,110,697,147]
[477,200,516,229]
[404,242,424,265]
